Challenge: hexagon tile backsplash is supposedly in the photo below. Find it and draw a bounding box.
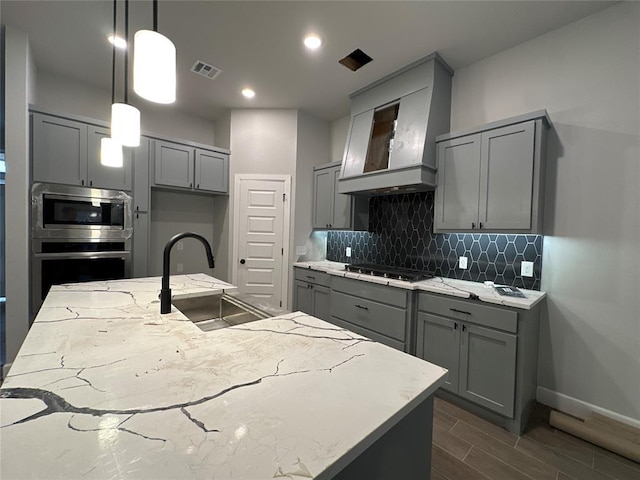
[326,191,543,290]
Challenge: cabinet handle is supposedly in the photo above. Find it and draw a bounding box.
[190,183,193,188]
[479,222,483,229]
[454,322,458,330]
[81,180,85,186]
[306,275,316,280]
[329,224,332,228]
[89,180,93,187]
[355,304,369,311]
[462,324,466,332]
[472,222,476,229]
[450,308,471,315]
[197,184,200,189]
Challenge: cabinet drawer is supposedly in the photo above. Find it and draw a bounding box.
[294,268,331,288]
[331,291,406,341]
[329,316,405,352]
[419,292,517,333]
[331,276,407,308]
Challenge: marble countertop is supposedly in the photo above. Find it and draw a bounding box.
[294,261,546,310]
[0,274,447,479]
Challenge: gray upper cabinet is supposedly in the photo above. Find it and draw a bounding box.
[32,112,132,191]
[313,162,355,230]
[195,149,228,193]
[154,141,194,189]
[87,125,132,191]
[154,140,229,194]
[435,110,550,234]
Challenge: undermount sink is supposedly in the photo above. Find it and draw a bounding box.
[172,293,270,332]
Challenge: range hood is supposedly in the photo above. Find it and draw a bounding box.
[338,53,453,196]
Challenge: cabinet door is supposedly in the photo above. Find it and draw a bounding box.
[132,211,149,278]
[331,167,352,229]
[294,281,314,315]
[87,125,132,191]
[313,168,334,229]
[390,87,430,169]
[195,149,228,193]
[154,140,194,188]
[312,285,330,322]
[32,113,87,186]
[342,110,374,177]
[434,134,482,231]
[416,313,460,393]
[132,137,150,212]
[459,323,517,417]
[478,122,535,230]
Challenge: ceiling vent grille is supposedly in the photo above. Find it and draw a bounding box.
[191,60,222,80]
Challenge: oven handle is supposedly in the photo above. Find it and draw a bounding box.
[34,251,131,260]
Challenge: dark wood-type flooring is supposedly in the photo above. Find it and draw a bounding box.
[432,397,640,480]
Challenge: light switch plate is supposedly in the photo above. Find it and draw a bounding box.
[296,246,307,256]
[521,261,534,277]
[346,246,352,257]
[459,256,468,269]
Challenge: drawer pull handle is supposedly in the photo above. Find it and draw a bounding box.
[450,308,471,315]
[355,304,369,311]
[306,275,316,280]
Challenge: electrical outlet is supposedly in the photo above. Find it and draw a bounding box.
[177,241,184,251]
[296,246,307,256]
[459,256,468,269]
[346,247,352,258]
[177,263,184,273]
[521,261,534,277]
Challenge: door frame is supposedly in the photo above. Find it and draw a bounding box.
[232,174,291,308]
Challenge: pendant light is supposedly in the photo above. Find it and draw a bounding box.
[101,0,124,167]
[133,0,176,104]
[111,0,140,147]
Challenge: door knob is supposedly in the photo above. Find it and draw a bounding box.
[240,259,246,264]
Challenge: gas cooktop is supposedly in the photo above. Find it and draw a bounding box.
[345,263,433,282]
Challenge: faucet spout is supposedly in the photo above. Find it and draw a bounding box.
[160,232,215,314]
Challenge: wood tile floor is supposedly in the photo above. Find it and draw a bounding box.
[431,397,640,480]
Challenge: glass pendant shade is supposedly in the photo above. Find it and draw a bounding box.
[133,30,176,104]
[100,137,124,168]
[111,103,140,147]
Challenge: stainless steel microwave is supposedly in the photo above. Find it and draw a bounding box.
[31,183,133,240]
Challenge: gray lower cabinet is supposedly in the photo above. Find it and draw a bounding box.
[293,268,331,321]
[416,291,539,434]
[435,111,550,234]
[329,276,411,352]
[154,140,229,194]
[31,112,132,190]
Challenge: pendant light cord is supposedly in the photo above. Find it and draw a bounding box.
[124,0,129,104]
[153,0,158,32]
[111,0,116,105]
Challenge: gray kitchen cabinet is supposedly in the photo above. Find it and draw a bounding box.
[417,291,540,434]
[154,140,194,189]
[195,149,228,194]
[329,276,413,352]
[293,268,331,321]
[313,162,367,230]
[132,211,149,278]
[435,110,550,234]
[154,140,229,194]
[31,111,132,190]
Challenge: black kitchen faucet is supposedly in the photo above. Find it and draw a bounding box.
[160,232,215,314]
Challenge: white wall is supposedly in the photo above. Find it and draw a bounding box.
[35,71,216,145]
[450,2,640,422]
[4,26,36,366]
[330,115,350,164]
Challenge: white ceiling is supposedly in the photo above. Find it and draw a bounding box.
[2,0,616,122]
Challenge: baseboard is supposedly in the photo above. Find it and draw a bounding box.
[537,386,640,429]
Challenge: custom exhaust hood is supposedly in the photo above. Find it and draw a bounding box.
[338,53,453,196]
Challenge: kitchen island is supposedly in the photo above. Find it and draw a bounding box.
[0,274,447,479]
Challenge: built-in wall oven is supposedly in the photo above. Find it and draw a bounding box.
[31,183,133,316]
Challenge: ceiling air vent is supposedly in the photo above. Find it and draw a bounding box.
[339,49,373,72]
[191,60,222,80]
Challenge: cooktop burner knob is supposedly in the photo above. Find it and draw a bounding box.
[384,273,389,278]
[398,276,403,281]
[358,269,363,274]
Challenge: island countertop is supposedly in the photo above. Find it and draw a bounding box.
[0,274,447,479]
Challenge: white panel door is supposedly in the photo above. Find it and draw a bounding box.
[236,178,287,307]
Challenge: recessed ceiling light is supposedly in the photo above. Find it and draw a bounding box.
[108,35,127,49]
[242,88,256,99]
[304,34,322,50]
